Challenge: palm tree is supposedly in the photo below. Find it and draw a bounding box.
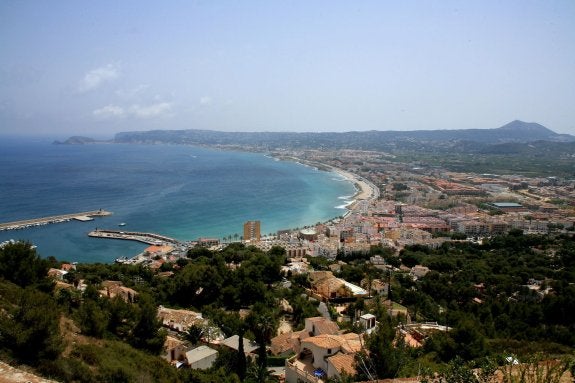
[245,362,276,383]
[253,312,275,370]
[234,233,239,242]
[185,323,204,345]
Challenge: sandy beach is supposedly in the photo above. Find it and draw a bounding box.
[330,167,378,201]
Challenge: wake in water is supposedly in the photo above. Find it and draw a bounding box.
[335,197,355,209]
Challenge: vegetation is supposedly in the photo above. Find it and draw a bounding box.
[1,231,574,382]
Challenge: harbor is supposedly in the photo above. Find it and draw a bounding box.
[0,210,112,231]
[88,229,181,246]
[88,229,187,265]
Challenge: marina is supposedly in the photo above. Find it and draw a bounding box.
[88,229,181,246]
[0,210,112,231]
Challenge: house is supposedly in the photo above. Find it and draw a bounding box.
[382,299,410,320]
[157,306,204,333]
[270,331,296,357]
[271,316,340,357]
[305,317,340,337]
[99,281,138,303]
[162,336,187,364]
[359,313,377,334]
[185,345,218,370]
[361,278,388,296]
[370,255,387,269]
[144,244,174,256]
[410,265,430,280]
[60,263,76,271]
[47,268,68,281]
[326,353,356,380]
[309,271,368,301]
[220,335,259,355]
[285,333,363,383]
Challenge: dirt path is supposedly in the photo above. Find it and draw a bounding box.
[0,361,59,383]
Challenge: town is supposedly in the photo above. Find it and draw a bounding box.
[3,148,573,383]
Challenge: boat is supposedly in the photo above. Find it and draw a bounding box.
[118,222,126,227]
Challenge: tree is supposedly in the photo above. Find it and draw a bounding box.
[0,241,50,288]
[421,356,497,383]
[129,293,166,354]
[76,299,108,338]
[359,314,406,379]
[187,246,213,259]
[245,361,276,383]
[186,323,205,345]
[246,304,278,369]
[450,318,487,361]
[237,327,247,381]
[106,296,137,339]
[1,288,62,364]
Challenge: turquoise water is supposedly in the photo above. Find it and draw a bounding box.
[0,139,355,263]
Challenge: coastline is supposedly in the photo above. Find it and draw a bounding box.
[1,141,377,262]
[274,155,378,206]
[329,167,378,202]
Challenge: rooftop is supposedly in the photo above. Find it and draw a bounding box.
[491,202,523,208]
[186,345,218,364]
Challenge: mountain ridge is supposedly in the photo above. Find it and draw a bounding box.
[58,120,575,150]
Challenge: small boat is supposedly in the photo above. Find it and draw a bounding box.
[118,222,127,227]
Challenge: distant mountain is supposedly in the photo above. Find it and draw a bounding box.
[111,120,574,151]
[493,120,574,142]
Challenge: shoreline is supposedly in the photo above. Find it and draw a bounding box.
[329,167,379,202]
[2,142,378,263]
[274,155,378,206]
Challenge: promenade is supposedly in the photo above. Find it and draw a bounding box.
[0,210,112,231]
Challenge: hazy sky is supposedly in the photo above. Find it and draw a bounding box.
[1,1,574,138]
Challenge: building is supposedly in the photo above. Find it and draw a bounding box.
[157,306,204,333]
[309,271,368,301]
[285,332,363,383]
[185,345,218,370]
[299,228,318,241]
[99,281,138,303]
[488,202,527,213]
[220,335,259,355]
[162,336,187,364]
[359,313,377,334]
[243,220,261,242]
[196,238,220,247]
[410,265,430,280]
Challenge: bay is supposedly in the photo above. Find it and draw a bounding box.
[0,139,355,263]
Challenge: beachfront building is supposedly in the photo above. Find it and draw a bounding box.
[243,220,261,242]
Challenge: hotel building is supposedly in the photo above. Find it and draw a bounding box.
[243,220,261,242]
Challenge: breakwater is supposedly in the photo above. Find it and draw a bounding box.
[88,229,181,245]
[0,210,112,231]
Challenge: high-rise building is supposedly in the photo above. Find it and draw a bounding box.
[243,220,261,242]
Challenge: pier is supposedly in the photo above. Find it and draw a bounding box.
[88,229,181,245]
[0,210,112,231]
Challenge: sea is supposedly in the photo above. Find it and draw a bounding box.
[0,138,356,263]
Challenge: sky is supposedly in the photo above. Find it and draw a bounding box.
[1,1,575,138]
